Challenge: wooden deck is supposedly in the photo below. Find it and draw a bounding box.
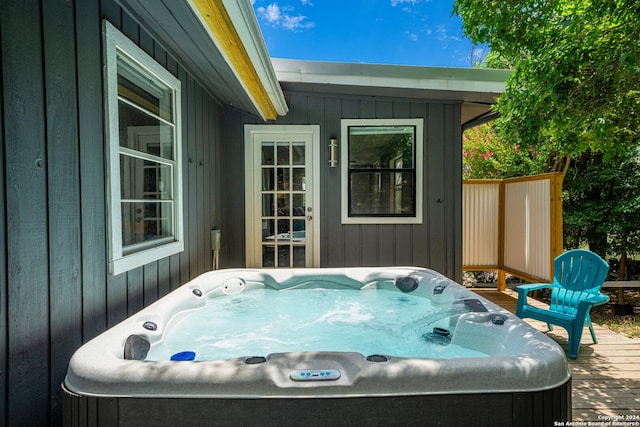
[474,288,640,422]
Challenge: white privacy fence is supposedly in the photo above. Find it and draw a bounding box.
[463,173,565,288]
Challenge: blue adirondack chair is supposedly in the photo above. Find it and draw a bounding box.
[515,249,610,359]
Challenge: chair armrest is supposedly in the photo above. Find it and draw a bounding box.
[515,283,554,296]
[570,293,609,327]
[580,293,610,307]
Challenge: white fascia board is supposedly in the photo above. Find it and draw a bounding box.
[272,58,512,96]
[221,0,288,116]
[186,0,288,119]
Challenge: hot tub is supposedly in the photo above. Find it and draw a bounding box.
[63,267,571,426]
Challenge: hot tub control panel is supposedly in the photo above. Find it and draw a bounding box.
[290,369,341,381]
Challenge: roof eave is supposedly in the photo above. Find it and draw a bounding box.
[217,0,288,118]
[189,0,288,120]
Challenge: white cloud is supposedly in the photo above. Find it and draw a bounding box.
[436,24,461,45]
[282,15,312,30]
[257,4,282,24]
[406,31,418,41]
[390,0,430,6]
[256,2,314,31]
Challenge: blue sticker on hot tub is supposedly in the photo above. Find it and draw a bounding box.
[170,351,196,361]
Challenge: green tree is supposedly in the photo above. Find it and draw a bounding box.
[563,148,640,261]
[454,0,640,158]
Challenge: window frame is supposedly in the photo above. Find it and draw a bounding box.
[341,118,423,224]
[103,20,184,275]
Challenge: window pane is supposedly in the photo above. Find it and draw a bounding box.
[121,201,173,247]
[348,126,414,169]
[117,55,174,122]
[120,155,173,200]
[349,172,415,216]
[118,102,175,160]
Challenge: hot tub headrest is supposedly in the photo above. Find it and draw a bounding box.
[395,276,419,293]
[222,278,247,295]
[124,335,150,360]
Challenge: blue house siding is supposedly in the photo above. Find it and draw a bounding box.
[222,91,463,281]
[1,1,225,425]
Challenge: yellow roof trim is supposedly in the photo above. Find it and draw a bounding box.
[192,0,277,120]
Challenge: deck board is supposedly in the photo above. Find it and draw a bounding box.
[474,288,640,422]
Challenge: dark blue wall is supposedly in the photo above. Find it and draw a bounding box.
[0,1,224,425]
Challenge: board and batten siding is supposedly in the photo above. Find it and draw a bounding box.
[223,91,463,281]
[1,1,223,425]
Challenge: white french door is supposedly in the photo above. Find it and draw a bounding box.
[244,125,320,268]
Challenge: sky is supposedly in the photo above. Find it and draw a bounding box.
[251,0,486,68]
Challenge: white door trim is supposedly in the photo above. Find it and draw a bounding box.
[244,124,321,267]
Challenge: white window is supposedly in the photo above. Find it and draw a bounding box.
[341,119,423,224]
[103,21,184,275]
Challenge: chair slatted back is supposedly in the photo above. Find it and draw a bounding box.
[549,249,609,315]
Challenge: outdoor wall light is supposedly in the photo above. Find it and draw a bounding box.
[329,137,338,167]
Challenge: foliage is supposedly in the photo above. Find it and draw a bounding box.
[462,122,549,179]
[563,147,640,257]
[454,0,640,159]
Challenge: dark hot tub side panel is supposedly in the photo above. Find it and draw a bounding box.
[63,379,571,427]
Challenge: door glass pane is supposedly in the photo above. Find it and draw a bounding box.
[276,194,290,216]
[292,142,305,165]
[262,219,275,242]
[262,194,274,216]
[277,143,290,165]
[292,219,306,242]
[277,168,289,191]
[261,143,274,165]
[292,168,305,191]
[293,246,305,267]
[262,169,274,191]
[262,246,275,267]
[278,246,290,267]
[292,194,305,216]
[277,219,290,238]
